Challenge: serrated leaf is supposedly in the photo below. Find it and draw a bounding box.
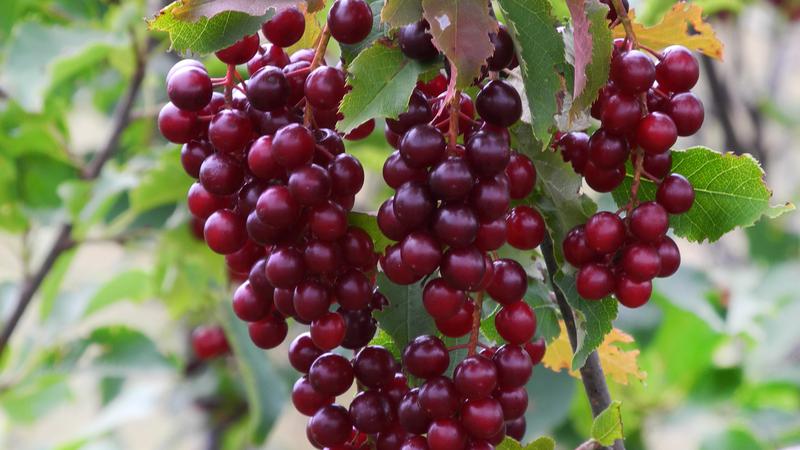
[497,0,565,143]
[554,272,617,370]
[422,0,497,88]
[612,3,723,59]
[591,400,623,445]
[369,328,402,360]
[169,0,298,21]
[497,436,557,450]
[568,0,612,117]
[341,0,388,63]
[148,4,271,54]
[338,43,435,133]
[130,146,192,214]
[542,322,646,384]
[84,270,152,317]
[0,21,126,112]
[374,273,437,351]
[348,211,394,253]
[382,0,424,27]
[611,147,794,243]
[220,306,287,445]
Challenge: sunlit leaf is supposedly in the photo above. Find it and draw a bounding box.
[591,400,624,445]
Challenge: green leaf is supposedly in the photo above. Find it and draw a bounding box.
[341,0,387,63]
[129,146,192,214]
[700,426,767,450]
[349,210,394,253]
[382,0,423,27]
[84,269,152,317]
[17,155,78,208]
[99,376,125,406]
[480,303,502,344]
[369,328,402,360]
[554,271,617,370]
[87,326,170,370]
[591,400,623,445]
[611,147,794,243]
[497,0,565,142]
[148,4,271,54]
[0,21,126,112]
[374,273,437,351]
[524,281,561,342]
[421,0,497,88]
[567,0,612,116]
[39,249,78,319]
[497,436,556,450]
[220,306,287,445]
[163,0,299,22]
[338,43,435,134]
[0,373,72,423]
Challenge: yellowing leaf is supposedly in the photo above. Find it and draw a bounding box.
[542,322,646,385]
[612,3,723,59]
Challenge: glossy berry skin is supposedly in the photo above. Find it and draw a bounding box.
[387,90,432,135]
[643,151,672,179]
[293,279,332,321]
[265,247,306,290]
[305,66,347,110]
[655,236,681,277]
[486,259,527,305]
[309,353,354,397]
[656,174,695,214]
[168,67,212,111]
[585,212,625,254]
[576,263,615,300]
[288,164,332,206]
[656,46,699,93]
[350,391,396,434]
[381,244,419,285]
[667,92,704,136]
[505,152,536,199]
[398,389,432,434]
[432,204,479,249]
[333,269,371,310]
[400,231,442,276]
[204,210,246,254]
[181,140,213,178]
[232,281,271,322]
[621,243,661,282]
[402,335,449,379]
[589,129,629,169]
[524,337,546,365]
[583,162,625,193]
[310,312,346,350]
[191,326,229,359]
[428,157,475,201]
[248,66,290,112]
[506,206,545,250]
[505,417,527,441]
[630,201,669,242]
[262,7,305,47]
[399,125,446,168]
[563,225,599,268]
[422,278,466,320]
[440,247,487,291]
[465,129,511,177]
[636,112,678,154]
[256,185,299,229]
[215,34,260,64]
[292,376,334,416]
[611,50,656,95]
[353,346,395,388]
[273,123,316,169]
[461,398,505,440]
[492,345,533,388]
[327,0,374,45]
[475,217,507,251]
[495,301,537,345]
[427,418,467,450]
[419,376,460,418]
[488,24,515,71]
[167,59,205,82]
[158,102,198,144]
[453,355,498,400]
[209,109,253,155]
[471,176,511,222]
[393,181,435,229]
[435,299,475,338]
[476,80,522,127]
[289,333,323,373]
[309,404,353,447]
[558,131,590,173]
[383,150,427,189]
[601,93,642,134]
[187,182,231,219]
[615,275,652,308]
[398,20,438,61]
[248,314,288,348]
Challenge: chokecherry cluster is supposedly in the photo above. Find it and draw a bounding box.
[558,41,701,307]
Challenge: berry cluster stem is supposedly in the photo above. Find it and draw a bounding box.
[610,0,637,44]
[467,291,484,356]
[304,24,332,127]
[223,64,237,105]
[447,89,461,153]
[627,148,646,214]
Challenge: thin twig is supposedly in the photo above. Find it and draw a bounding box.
[467,291,484,356]
[541,233,625,450]
[0,36,154,358]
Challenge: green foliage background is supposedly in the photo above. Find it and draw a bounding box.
[0,0,798,449]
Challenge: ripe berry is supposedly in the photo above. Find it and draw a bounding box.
[558,131,590,173]
[656,45,699,93]
[305,66,347,110]
[181,140,214,178]
[524,337,546,365]
[383,150,427,189]
[310,200,348,241]
[422,278,466,320]
[667,92,704,136]
[505,416,527,441]
[611,50,656,95]
[353,345,395,388]
[471,175,511,222]
[440,246,487,291]
[158,102,199,144]
[601,93,642,134]
[583,162,625,193]
[191,326,229,359]
[656,173,695,214]
[621,243,661,281]
[339,307,377,349]
[505,151,536,199]
[273,123,316,169]
[327,0,373,45]
[293,279,332,321]
[506,206,545,250]
[215,34,260,65]
[204,210,246,254]
[349,391,396,434]
[495,386,528,420]
[432,204,479,248]
[394,181,435,229]
[167,67,212,111]
[655,236,681,277]
[187,182,231,219]
[333,269,372,310]
[495,301,537,345]
[429,157,475,201]
[309,353,354,396]
[398,20,438,61]
[378,198,408,241]
[308,404,352,447]
[476,80,522,127]
[167,59,205,82]
[427,418,467,450]
[288,164,332,206]
[487,259,527,305]
[576,263,614,300]
[630,201,669,242]
[402,335,449,379]
[310,312,346,350]
[266,246,306,289]
[398,389,432,434]
[232,281,272,322]
[419,376,459,418]
[475,217,507,251]
[636,112,677,154]
[435,299,475,337]
[387,90,432,135]
[248,66,290,112]
[289,332,323,373]
[400,231,442,276]
[589,129,629,169]
[399,124,446,168]
[488,24,515,71]
[643,151,672,179]
[381,244,419,284]
[466,128,511,177]
[262,7,305,47]
[492,345,533,388]
[256,185,299,228]
[461,398,505,440]
[615,274,652,308]
[563,225,599,267]
[585,211,625,254]
[248,313,288,348]
[209,109,253,155]
[292,376,333,416]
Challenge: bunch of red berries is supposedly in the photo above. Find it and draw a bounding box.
[559,42,701,307]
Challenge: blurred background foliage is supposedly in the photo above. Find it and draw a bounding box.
[0,0,798,449]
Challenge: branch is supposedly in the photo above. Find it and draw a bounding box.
[0,37,153,358]
[541,233,625,450]
[699,56,745,157]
